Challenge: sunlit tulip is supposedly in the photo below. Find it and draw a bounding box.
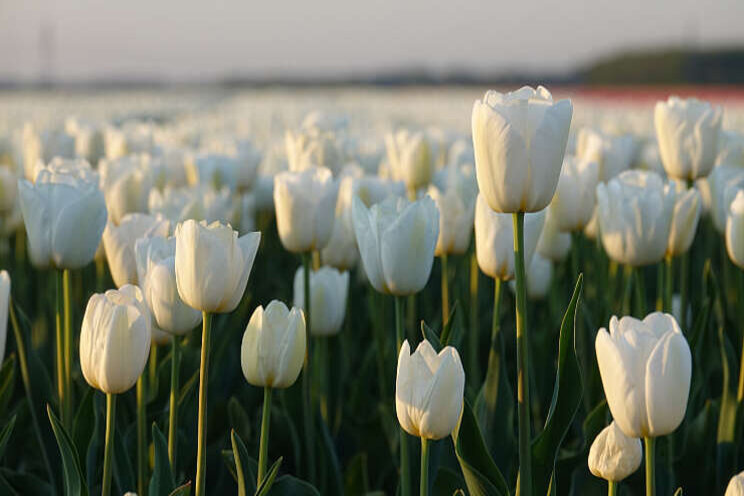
[18,161,107,269]
[274,166,337,253]
[550,155,599,231]
[596,312,691,438]
[241,300,306,388]
[428,182,475,256]
[655,96,722,180]
[716,130,744,167]
[597,170,675,266]
[726,189,744,269]
[583,206,599,240]
[22,125,76,181]
[286,128,343,175]
[148,187,203,224]
[135,235,202,335]
[0,271,8,363]
[576,128,636,182]
[588,421,642,482]
[474,194,544,280]
[321,176,359,270]
[472,86,572,213]
[293,266,349,336]
[525,253,552,300]
[385,129,433,193]
[174,219,260,313]
[706,164,744,233]
[186,152,241,190]
[666,182,702,257]
[103,213,170,288]
[536,209,571,262]
[80,285,152,394]
[395,339,465,440]
[203,139,262,190]
[352,194,439,295]
[99,155,154,224]
[726,471,744,496]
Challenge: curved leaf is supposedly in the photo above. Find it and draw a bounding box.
[255,456,283,496]
[230,429,257,496]
[267,474,320,496]
[0,415,17,459]
[149,423,176,496]
[47,404,89,496]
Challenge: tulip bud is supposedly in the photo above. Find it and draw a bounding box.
[536,209,571,263]
[550,156,599,232]
[174,219,260,313]
[274,167,337,253]
[321,176,359,271]
[293,266,349,336]
[472,86,572,213]
[103,213,170,288]
[576,128,636,182]
[241,300,306,389]
[186,152,240,191]
[726,470,744,496]
[385,129,433,193]
[596,312,692,438]
[80,285,152,394]
[352,194,439,295]
[726,189,744,269]
[99,155,154,225]
[395,339,465,440]
[588,421,642,482]
[655,96,722,181]
[428,181,475,256]
[666,181,702,257]
[0,271,9,363]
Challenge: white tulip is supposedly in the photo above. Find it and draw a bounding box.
[395,339,465,440]
[726,470,744,496]
[174,220,260,313]
[102,213,170,288]
[667,181,702,257]
[186,152,240,190]
[385,129,433,193]
[472,86,572,213]
[583,206,599,241]
[655,96,722,180]
[588,421,642,482]
[22,125,76,181]
[537,209,571,262]
[80,285,152,394]
[352,194,439,295]
[99,155,154,225]
[321,176,359,270]
[576,128,636,182]
[508,252,553,300]
[0,271,9,363]
[550,155,599,231]
[286,128,343,176]
[726,189,744,269]
[474,194,545,281]
[716,130,744,167]
[293,266,349,336]
[707,165,744,233]
[596,312,692,438]
[428,182,475,256]
[241,300,306,389]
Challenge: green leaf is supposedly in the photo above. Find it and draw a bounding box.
[255,456,282,496]
[149,423,176,496]
[531,274,584,496]
[72,388,95,469]
[0,467,54,495]
[0,415,17,459]
[440,300,459,346]
[343,453,370,496]
[451,399,509,496]
[318,415,343,496]
[421,321,442,352]
[431,467,465,496]
[228,397,252,445]
[168,481,192,496]
[230,429,257,496]
[0,354,16,418]
[267,475,320,496]
[715,319,739,491]
[47,404,89,496]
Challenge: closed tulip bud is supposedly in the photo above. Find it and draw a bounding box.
[293,266,349,336]
[135,236,202,335]
[0,271,9,363]
[274,166,337,253]
[385,129,433,193]
[726,471,744,496]
[537,209,571,262]
[596,312,692,438]
[550,156,599,231]
[18,161,107,269]
[80,285,152,394]
[667,182,702,257]
[186,152,240,190]
[726,189,744,269]
[395,339,465,440]
[151,326,172,346]
[175,219,260,313]
[428,183,475,256]
[100,156,154,225]
[588,421,642,482]
[597,170,675,266]
[655,96,722,180]
[352,194,439,295]
[321,176,359,270]
[472,86,572,213]
[474,193,544,281]
[103,213,170,288]
[241,300,306,389]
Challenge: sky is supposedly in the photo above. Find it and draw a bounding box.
[1,0,743,82]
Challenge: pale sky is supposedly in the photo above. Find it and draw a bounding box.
[1,0,743,82]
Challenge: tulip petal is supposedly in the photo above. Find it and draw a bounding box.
[644,331,691,436]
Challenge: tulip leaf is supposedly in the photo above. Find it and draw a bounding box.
[318,414,343,495]
[72,388,95,468]
[451,399,509,496]
[343,452,370,495]
[421,321,443,352]
[715,320,739,491]
[113,422,136,493]
[168,481,192,496]
[254,456,282,496]
[0,354,16,418]
[265,474,320,495]
[0,467,55,495]
[431,467,465,496]
[230,429,257,496]
[0,414,17,460]
[149,423,176,496]
[47,404,89,496]
[228,397,252,446]
[439,300,459,346]
[531,274,584,496]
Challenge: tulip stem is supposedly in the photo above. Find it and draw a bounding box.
[9,299,55,487]
[607,480,617,496]
[149,343,158,392]
[257,387,272,486]
[644,436,656,496]
[136,374,147,496]
[317,337,329,423]
[512,212,533,496]
[102,393,117,496]
[62,269,73,432]
[441,254,450,327]
[679,252,689,329]
[420,437,430,496]
[55,270,66,429]
[633,267,646,317]
[301,252,316,484]
[168,335,180,469]
[481,277,503,444]
[395,295,411,496]
[468,251,480,383]
[664,256,673,313]
[195,311,212,496]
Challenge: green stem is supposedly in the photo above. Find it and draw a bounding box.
[441,254,449,326]
[257,387,273,486]
[395,295,411,496]
[644,436,656,496]
[317,337,329,423]
[664,256,673,313]
[63,269,73,432]
[301,252,316,484]
[468,251,480,383]
[9,299,55,487]
[513,212,532,496]
[420,437,430,496]
[481,278,502,442]
[102,393,117,496]
[608,480,617,496]
[55,270,65,429]
[149,343,158,392]
[195,311,212,496]
[168,335,180,469]
[137,375,147,496]
[634,267,646,317]
[679,251,689,329]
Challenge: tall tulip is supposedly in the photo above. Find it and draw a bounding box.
[536,209,571,263]
[103,213,170,288]
[321,176,359,271]
[385,129,433,196]
[99,155,154,225]
[588,421,642,495]
[293,266,348,337]
[550,155,599,232]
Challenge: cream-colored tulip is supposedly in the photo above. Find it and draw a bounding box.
[103,213,170,288]
[576,128,636,182]
[80,285,152,394]
[286,128,343,176]
[707,164,744,233]
[395,339,465,440]
[428,182,475,256]
[472,86,572,213]
[293,266,349,336]
[321,176,359,270]
[726,470,744,496]
[385,129,433,193]
[241,300,306,389]
[588,421,642,482]
[726,189,744,269]
[536,209,571,262]
[0,271,9,363]
[174,220,260,313]
[99,155,154,225]
[666,181,702,257]
[550,155,599,232]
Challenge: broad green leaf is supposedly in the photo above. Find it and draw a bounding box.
[267,475,320,496]
[432,467,465,496]
[0,415,17,459]
[255,456,282,496]
[113,421,136,493]
[72,388,95,469]
[228,397,252,445]
[149,423,176,496]
[230,429,257,496]
[47,404,89,496]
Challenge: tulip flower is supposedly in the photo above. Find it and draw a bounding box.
[22,125,76,181]
[103,213,170,288]
[588,421,642,494]
[508,252,553,300]
[550,155,599,232]
[726,189,744,269]
[396,339,465,496]
[286,128,343,175]
[80,284,151,496]
[576,128,636,182]
[274,166,337,253]
[596,312,691,495]
[99,155,154,225]
[321,176,359,271]
[293,266,349,336]
[536,209,572,263]
[726,471,744,496]
[716,130,744,167]
[186,152,241,190]
[707,164,744,233]
[666,182,701,258]
[385,129,433,196]
[241,300,307,485]
[655,96,722,181]
[0,271,8,364]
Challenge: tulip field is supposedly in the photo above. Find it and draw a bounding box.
[1,85,744,496]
